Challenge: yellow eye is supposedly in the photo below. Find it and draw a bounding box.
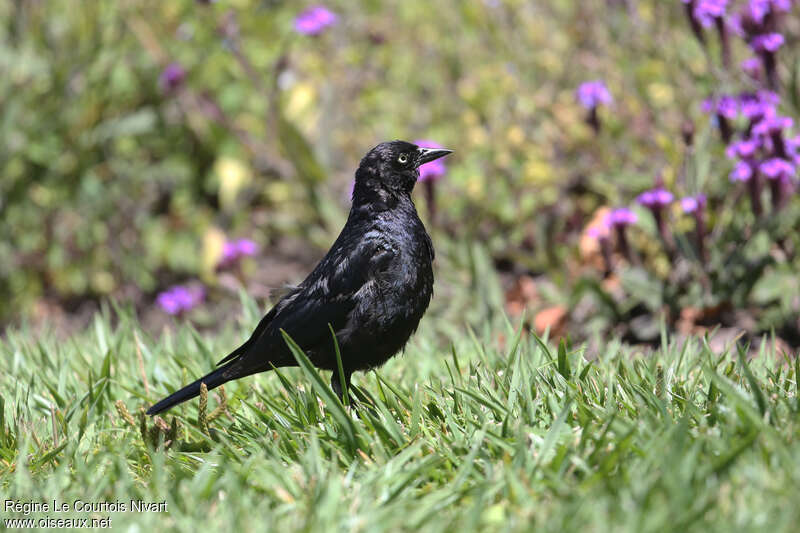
[398,153,409,164]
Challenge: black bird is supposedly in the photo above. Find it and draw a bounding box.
[147,140,452,415]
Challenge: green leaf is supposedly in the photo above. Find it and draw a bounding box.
[280,330,359,452]
[557,339,571,379]
[619,267,663,311]
[737,345,767,417]
[329,324,349,407]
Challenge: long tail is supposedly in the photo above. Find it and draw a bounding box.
[147,360,240,415]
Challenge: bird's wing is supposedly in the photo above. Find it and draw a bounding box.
[219,232,396,369]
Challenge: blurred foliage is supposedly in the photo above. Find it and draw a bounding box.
[2,0,800,345]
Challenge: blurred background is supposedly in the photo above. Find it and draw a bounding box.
[2,0,800,352]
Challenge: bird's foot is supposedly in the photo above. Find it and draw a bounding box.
[330,372,353,407]
[346,385,381,420]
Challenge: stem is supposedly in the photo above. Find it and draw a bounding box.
[715,17,730,69]
[768,178,784,211]
[424,180,437,223]
[747,171,762,217]
[615,225,635,265]
[684,1,705,45]
[717,114,732,144]
[652,207,676,257]
[771,132,787,159]
[694,210,708,265]
[599,237,613,277]
[761,51,779,91]
[586,107,601,134]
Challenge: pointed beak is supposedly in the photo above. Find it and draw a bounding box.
[416,147,453,167]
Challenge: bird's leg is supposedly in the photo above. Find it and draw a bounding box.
[331,371,381,419]
[330,370,352,406]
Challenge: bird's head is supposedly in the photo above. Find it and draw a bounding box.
[354,140,452,202]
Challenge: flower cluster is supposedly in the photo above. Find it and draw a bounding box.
[576,81,613,109]
[159,62,186,93]
[607,207,638,227]
[157,285,205,316]
[155,237,258,315]
[716,89,798,212]
[682,0,732,66]
[586,207,638,274]
[587,177,714,273]
[684,0,792,88]
[219,238,259,268]
[681,194,707,214]
[294,6,338,36]
[636,187,674,209]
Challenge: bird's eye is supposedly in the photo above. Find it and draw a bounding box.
[398,153,409,164]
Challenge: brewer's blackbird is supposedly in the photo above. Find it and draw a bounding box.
[147,140,452,414]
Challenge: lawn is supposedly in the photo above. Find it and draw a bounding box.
[3,1,800,530]
[1,299,798,532]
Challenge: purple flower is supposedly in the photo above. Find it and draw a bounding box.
[414,139,448,182]
[576,81,613,109]
[771,0,792,12]
[694,0,728,26]
[752,115,793,138]
[637,188,674,208]
[757,90,780,106]
[702,95,738,119]
[751,32,785,52]
[237,239,258,256]
[219,238,259,267]
[221,241,238,263]
[586,226,610,240]
[607,207,638,226]
[730,160,754,182]
[739,91,779,123]
[746,0,772,24]
[294,5,338,36]
[717,96,739,119]
[680,194,707,213]
[157,285,205,315]
[759,158,795,180]
[726,139,760,159]
[159,62,186,92]
[740,98,774,122]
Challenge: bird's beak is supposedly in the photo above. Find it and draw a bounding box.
[416,147,453,167]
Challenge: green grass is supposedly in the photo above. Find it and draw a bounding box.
[1,300,799,532]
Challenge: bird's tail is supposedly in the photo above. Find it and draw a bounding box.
[146,360,239,415]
